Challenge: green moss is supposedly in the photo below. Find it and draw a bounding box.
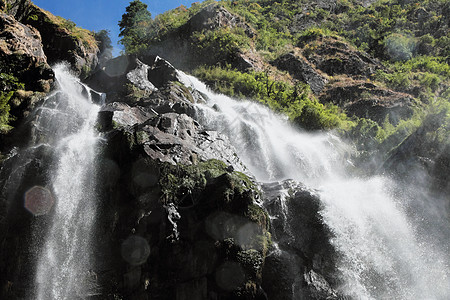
[136,130,149,144]
[159,159,228,204]
[245,204,269,229]
[27,14,39,22]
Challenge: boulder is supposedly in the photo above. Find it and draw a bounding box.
[304,37,384,77]
[186,3,255,38]
[85,55,180,104]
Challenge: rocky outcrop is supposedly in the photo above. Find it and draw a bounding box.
[303,36,384,78]
[273,35,415,124]
[84,56,270,299]
[273,52,328,94]
[320,80,415,124]
[5,0,99,75]
[143,4,256,72]
[0,12,53,92]
[261,180,344,299]
[186,3,255,38]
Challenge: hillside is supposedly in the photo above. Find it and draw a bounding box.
[118,0,449,174]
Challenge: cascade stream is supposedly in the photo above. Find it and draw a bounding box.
[180,73,450,299]
[33,64,101,299]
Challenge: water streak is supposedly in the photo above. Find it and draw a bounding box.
[35,64,100,299]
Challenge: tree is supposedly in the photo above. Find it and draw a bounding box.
[118,0,152,53]
[95,30,113,63]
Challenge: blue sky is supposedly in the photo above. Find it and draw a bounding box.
[33,0,196,56]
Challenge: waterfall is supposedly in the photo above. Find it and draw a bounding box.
[34,64,101,299]
[180,73,450,299]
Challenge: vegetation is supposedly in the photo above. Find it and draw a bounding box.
[118,0,153,53]
[0,73,24,133]
[26,5,98,49]
[194,65,352,130]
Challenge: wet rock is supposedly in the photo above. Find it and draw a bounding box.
[85,55,182,104]
[261,180,344,299]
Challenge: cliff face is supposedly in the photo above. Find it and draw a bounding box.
[4,0,99,75]
[0,0,100,142]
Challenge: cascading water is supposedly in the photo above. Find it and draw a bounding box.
[179,73,450,299]
[34,64,101,299]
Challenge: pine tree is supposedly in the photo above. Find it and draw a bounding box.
[118,0,152,53]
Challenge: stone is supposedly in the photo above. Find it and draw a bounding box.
[320,80,414,124]
[261,180,343,299]
[6,0,99,75]
[273,52,328,94]
[0,12,54,91]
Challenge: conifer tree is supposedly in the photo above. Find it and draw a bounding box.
[118,0,152,53]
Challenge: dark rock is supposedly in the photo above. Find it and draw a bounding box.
[0,143,55,299]
[261,180,344,299]
[320,80,415,124]
[99,103,245,171]
[305,37,385,77]
[273,52,328,94]
[85,55,183,104]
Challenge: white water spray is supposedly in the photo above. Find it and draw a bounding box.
[180,73,450,299]
[35,64,100,299]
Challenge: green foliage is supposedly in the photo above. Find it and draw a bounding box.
[384,33,417,62]
[192,27,250,64]
[375,55,449,93]
[297,27,336,47]
[59,18,77,31]
[194,66,352,130]
[118,0,153,53]
[27,14,39,21]
[0,73,24,133]
[329,0,449,58]
[0,91,13,133]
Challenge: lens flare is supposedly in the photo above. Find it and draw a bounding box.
[24,186,55,216]
[121,235,151,266]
